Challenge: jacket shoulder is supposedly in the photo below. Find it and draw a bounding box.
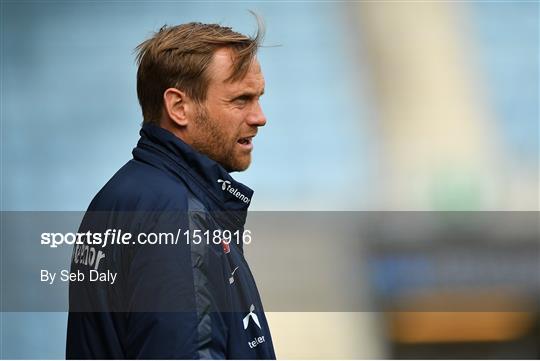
[88,159,189,211]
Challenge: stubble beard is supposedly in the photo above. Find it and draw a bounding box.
[190,105,250,172]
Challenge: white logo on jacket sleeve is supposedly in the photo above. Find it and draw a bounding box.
[217,179,250,204]
[243,304,261,330]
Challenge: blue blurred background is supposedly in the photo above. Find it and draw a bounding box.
[1,1,538,358]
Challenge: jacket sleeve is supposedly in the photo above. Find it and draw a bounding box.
[122,210,228,359]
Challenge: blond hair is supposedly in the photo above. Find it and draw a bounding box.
[135,17,264,123]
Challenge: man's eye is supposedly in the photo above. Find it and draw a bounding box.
[233,96,250,105]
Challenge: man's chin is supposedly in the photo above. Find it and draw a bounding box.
[223,156,251,173]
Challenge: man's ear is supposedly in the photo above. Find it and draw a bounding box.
[163,88,191,127]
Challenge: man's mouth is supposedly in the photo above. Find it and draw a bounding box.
[237,136,254,150]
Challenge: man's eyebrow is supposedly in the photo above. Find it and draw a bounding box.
[230,89,265,99]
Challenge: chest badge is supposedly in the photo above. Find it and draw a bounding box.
[221,238,230,254]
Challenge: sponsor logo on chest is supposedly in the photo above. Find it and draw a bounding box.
[217,179,250,204]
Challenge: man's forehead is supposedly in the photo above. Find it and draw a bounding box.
[207,48,264,93]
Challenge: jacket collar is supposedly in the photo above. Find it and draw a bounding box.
[132,124,254,226]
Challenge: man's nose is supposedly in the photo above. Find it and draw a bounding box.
[247,102,267,127]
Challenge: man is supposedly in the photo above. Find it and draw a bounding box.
[66,20,275,359]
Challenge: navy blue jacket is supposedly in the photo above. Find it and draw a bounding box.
[66,124,275,359]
